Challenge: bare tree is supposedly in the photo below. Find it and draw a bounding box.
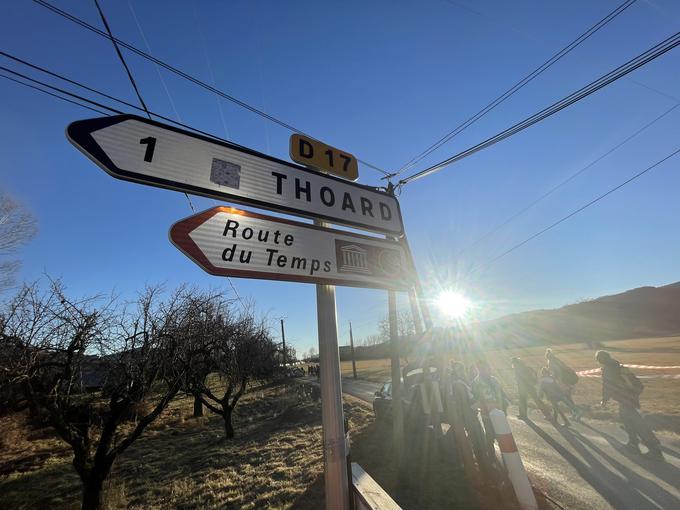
[179,293,229,418]
[379,310,415,342]
[274,343,297,366]
[361,334,383,347]
[0,281,206,510]
[0,192,37,291]
[193,309,277,439]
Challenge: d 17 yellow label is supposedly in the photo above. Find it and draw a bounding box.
[290,134,359,181]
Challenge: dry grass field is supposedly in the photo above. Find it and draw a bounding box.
[3,337,675,509]
[341,336,680,431]
[0,382,478,510]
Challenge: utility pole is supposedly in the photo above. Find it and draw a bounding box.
[349,321,357,379]
[280,319,287,369]
[315,219,349,510]
[386,183,404,469]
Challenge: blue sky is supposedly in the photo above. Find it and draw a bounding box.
[1,0,679,355]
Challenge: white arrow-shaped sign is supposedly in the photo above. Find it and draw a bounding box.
[67,115,404,236]
[169,206,414,290]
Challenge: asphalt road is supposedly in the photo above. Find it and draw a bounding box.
[338,377,680,510]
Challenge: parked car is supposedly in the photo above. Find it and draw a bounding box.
[287,366,305,377]
[373,379,426,430]
[372,367,440,429]
[372,381,393,422]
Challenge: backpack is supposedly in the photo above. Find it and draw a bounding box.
[621,366,644,396]
[554,358,578,386]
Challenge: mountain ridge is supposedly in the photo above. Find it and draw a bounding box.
[474,281,680,347]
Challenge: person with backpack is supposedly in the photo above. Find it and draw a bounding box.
[596,350,662,460]
[511,357,551,420]
[546,348,581,417]
[538,367,579,426]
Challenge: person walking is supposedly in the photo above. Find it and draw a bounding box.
[545,348,581,417]
[449,361,495,477]
[472,360,510,452]
[596,350,663,460]
[511,357,551,420]
[538,368,579,426]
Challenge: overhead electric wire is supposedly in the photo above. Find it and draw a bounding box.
[0,72,110,116]
[0,57,246,310]
[395,0,638,177]
[2,51,145,112]
[0,53,283,162]
[127,0,181,121]
[454,101,680,258]
[399,30,680,186]
[93,0,195,213]
[32,0,390,177]
[472,146,680,274]
[93,0,150,118]
[0,65,125,114]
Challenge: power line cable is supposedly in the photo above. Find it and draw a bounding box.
[132,0,249,305]
[93,0,195,213]
[0,65,125,114]
[127,1,224,211]
[2,58,252,309]
[192,2,231,141]
[0,72,110,116]
[0,53,275,167]
[2,51,145,112]
[32,0,390,177]
[453,101,680,258]
[399,30,680,186]
[472,146,680,274]
[395,0,638,177]
[127,0,181,121]
[92,0,150,117]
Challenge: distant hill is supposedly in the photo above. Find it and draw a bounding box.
[474,282,680,347]
[338,282,680,360]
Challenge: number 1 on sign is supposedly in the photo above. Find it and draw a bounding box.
[139,136,156,163]
[324,149,334,168]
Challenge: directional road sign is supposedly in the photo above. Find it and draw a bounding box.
[67,115,403,235]
[290,133,359,181]
[169,206,414,290]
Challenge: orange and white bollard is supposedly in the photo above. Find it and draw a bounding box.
[489,409,538,510]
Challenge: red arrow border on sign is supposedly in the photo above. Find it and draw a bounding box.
[169,206,413,290]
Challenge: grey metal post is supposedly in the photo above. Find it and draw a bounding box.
[349,321,357,380]
[388,289,404,465]
[400,234,433,329]
[280,319,287,369]
[315,219,350,510]
[408,288,423,336]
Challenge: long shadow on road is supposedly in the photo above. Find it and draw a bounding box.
[524,419,654,509]
[559,426,680,509]
[577,422,680,495]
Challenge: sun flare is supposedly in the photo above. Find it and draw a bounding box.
[435,291,472,319]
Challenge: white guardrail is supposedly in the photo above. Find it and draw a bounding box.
[351,463,401,510]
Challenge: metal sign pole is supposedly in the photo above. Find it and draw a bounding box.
[408,288,424,336]
[399,233,433,329]
[349,321,357,380]
[388,289,405,467]
[280,319,287,369]
[315,220,350,510]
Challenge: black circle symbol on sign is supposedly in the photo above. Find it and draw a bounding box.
[377,249,401,276]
